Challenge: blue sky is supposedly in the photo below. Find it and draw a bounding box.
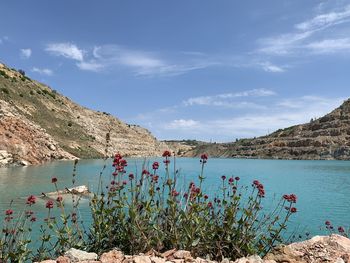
[1,1,350,142]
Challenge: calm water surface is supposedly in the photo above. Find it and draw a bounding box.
[1,157,350,239]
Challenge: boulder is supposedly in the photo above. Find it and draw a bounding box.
[265,234,350,263]
[64,248,98,262]
[100,249,124,263]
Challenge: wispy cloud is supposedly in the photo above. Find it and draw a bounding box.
[20,48,32,59]
[259,62,285,72]
[88,45,216,76]
[32,67,53,76]
[183,89,276,108]
[45,43,216,76]
[257,4,350,55]
[139,94,345,141]
[46,43,84,61]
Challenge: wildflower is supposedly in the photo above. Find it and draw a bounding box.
[204,194,209,199]
[283,194,297,203]
[183,193,189,199]
[235,176,240,181]
[122,181,127,185]
[51,177,58,183]
[46,200,54,209]
[152,175,159,183]
[30,217,36,222]
[5,209,13,216]
[142,169,150,175]
[111,180,116,185]
[221,175,226,181]
[56,196,63,202]
[26,195,36,205]
[25,210,34,216]
[171,190,179,197]
[152,162,159,170]
[162,150,171,157]
[208,202,213,208]
[253,180,260,186]
[228,177,234,184]
[338,226,345,233]
[129,173,134,180]
[290,207,297,213]
[325,220,331,226]
[200,153,208,163]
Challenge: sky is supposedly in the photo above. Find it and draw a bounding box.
[1,0,350,142]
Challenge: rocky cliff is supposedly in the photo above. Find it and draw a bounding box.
[182,99,350,160]
[0,62,168,167]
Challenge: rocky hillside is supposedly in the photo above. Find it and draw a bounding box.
[183,99,350,160]
[0,62,168,167]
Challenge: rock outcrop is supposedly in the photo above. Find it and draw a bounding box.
[0,62,168,167]
[35,235,350,263]
[182,99,350,160]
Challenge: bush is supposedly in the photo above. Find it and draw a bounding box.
[0,151,298,261]
[1,87,9,94]
[18,69,25,76]
[87,152,297,259]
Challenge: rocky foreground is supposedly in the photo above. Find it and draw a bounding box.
[37,234,350,263]
[0,62,168,167]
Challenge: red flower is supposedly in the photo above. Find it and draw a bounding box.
[152,175,159,183]
[235,176,240,181]
[208,202,213,208]
[338,226,345,233]
[290,207,297,213]
[122,181,127,185]
[200,153,208,160]
[221,175,226,181]
[325,220,331,226]
[142,169,150,175]
[5,209,13,216]
[30,217,36,222]
[253,180,260,186]
[129,173,134,180]
[51,177,58,183]
[26,195,36,205]
[162,150,171,157]
[204,194,209,199]
[228,177,234,184]
[152,162,159,170]
[56,196,63,202]
[171,190,179,197]
[283,194,297,203]
[46,200,54,209]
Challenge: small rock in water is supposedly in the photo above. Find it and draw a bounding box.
[64,248,98,262]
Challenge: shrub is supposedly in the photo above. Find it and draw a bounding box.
[0,151,298,261]
[1,87,9,94]
[18,69,25,76]
[87,152,298,259]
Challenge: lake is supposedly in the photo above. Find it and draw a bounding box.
[1,157,350,241]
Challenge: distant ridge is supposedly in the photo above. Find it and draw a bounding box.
[178,99,350,160]
[0,62,168,166]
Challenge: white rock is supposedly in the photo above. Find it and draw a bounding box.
[64,248,98,262]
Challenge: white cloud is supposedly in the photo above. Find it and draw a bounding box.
[166,119,200,129]
[32,67,53,76]
[87,45,215,76]
[295,5,350,31]
[257,4,350,56]
[46,43,84,61]
[259,62,285,72]
[306,38,350,53]
[143,94,345,141]
[184,89,276,107]
[20,48,32,59]
[76,61,104,72]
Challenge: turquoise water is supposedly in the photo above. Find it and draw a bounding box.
[1,157,350,240]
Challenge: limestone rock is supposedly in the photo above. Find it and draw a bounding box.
[173,250,192,259]
[56,256,71,263]
[64,248,98,262]
[265,234,350,263]
[133,256,152,263]
[150,256,166,263]
[100,249,124,263]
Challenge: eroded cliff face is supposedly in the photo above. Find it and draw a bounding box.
[0,62,168,167]
[182,99,350,160]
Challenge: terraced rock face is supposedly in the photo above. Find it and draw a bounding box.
[0,62,168,166]
[183,99,350,160]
